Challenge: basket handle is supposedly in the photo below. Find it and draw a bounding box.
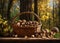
[12,11,41,23]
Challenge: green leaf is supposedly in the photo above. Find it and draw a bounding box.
[54,33,60,38]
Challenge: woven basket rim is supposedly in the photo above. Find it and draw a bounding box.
[12,11,41,23]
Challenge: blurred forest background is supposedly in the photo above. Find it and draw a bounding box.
[0,0,60,30]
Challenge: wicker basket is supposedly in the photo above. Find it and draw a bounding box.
[11,12,42,37]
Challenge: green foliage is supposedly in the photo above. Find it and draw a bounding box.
[10,0,20,21]
[54,33,60,38]
[0,14,13,36]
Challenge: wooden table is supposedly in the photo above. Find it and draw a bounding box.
[0,37,60,43]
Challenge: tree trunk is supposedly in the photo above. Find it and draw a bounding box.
[7,0,13,20]
[0,0,5,18]
[34,0,38,21]
[0,0,13,21]
[20,0,32,12]
[34,0,38,14]
[59,1,60,22]
[0,0,2,15]
[20,0,33,21]
[58,0,60,29]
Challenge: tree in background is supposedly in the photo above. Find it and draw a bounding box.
[37,0,52,29]
[0,0,60,30]
[0,0,13,21]
[36,0,60,29]
[10,0,20,21]
[7,0,13,20]
[0,0,2,15]
[57,0,60,30]
[20,0,34,21]
[34,0,38,21]
[0,0,14,36]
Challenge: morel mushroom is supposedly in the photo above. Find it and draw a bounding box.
[17,22,20,26]
[22,20,26,23]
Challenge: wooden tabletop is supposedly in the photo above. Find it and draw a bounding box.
[0,37,60,43]
[0,37,60,40]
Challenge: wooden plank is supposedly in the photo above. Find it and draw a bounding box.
[0,37,60,40]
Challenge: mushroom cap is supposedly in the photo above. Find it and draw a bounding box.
[51,27,59,33]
